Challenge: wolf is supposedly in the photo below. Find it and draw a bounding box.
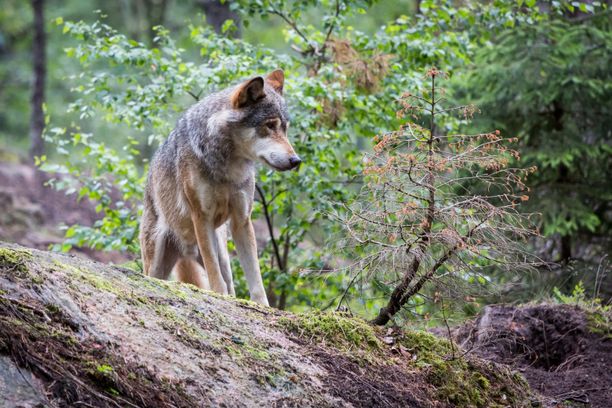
[139,70,300,306]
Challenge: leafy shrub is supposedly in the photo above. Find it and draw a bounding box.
[40,1,587,311]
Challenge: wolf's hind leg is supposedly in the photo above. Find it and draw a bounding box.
[141,233,155,277]
[140,205,157,276]
[148,231,180,280]
[175,257,209,289]
[217,224,235,296]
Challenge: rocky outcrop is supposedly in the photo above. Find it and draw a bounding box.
[0,242,531,407]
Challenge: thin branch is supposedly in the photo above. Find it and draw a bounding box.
[186,89,203,101]
[335,270,362,311]
[323,0,341,47]
[268,8,315,55]
[256,184,283,271]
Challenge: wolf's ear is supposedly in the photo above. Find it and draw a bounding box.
[231,77,266,108]
[266,69,284,95]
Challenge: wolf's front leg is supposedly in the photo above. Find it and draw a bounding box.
[183,181,228,295]
[194,218,228,295]
[216,224,235,296]
[231,218,269,306]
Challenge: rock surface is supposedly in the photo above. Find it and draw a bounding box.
[0,242,531,407]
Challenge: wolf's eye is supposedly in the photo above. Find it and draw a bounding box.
[266,121,276,130]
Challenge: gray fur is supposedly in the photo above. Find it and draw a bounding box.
[140,72,295,304]
[152,81,289,185]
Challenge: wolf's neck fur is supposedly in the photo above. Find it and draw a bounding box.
[183,105,253,186]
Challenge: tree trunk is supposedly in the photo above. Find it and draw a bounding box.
[144,0,169,44]
[29,0,46,161]
[557,162,572,264]
[197,0,241,36]
[560,234,572,264]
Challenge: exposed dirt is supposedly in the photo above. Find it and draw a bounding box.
[308,349,426,407]
[0,160,129,263]
[453,304,612,407]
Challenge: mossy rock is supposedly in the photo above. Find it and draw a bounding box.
[0,247,32,273]
[0,242,535,407]
[278,310,382,352]
[397,330,529,407]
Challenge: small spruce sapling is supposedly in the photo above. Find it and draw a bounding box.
[340,68,540,325]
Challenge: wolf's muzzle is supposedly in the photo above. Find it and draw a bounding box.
[289,155,302,170]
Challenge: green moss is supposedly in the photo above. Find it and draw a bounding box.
[154,304,208,348]
[135,275,189,300]
[397,331,528,407]
[227,345,242,358]
[425,359,493,407]
[96,364,114,375]
[243,344,271,360]
[132,296,150,305]
[0,247,32,273]
[234,297,271,314]
[46,325,79,346]
[586,309,611,339]
[398,330,454,361]
[118,260,141,272]
[475,373,490,389]
[214,333,273,364]
[84,361,119,395]
[0,247,43,284]
[81,273,122,294]
[54,260,125,296]
[45,303,61,314]
[278,310,381,352]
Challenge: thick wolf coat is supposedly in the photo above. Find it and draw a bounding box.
[139,70,300,306]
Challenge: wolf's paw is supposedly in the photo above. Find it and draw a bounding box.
[250,293,269,307]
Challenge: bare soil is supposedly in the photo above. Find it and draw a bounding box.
[0,160,129,263]
[453,304,612,407]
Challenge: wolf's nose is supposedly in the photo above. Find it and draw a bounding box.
[289,155,302,169]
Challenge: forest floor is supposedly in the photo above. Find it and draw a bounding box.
[1,243,610,407]
[451,304,612,407]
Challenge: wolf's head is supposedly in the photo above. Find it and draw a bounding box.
[226,70,301,171]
